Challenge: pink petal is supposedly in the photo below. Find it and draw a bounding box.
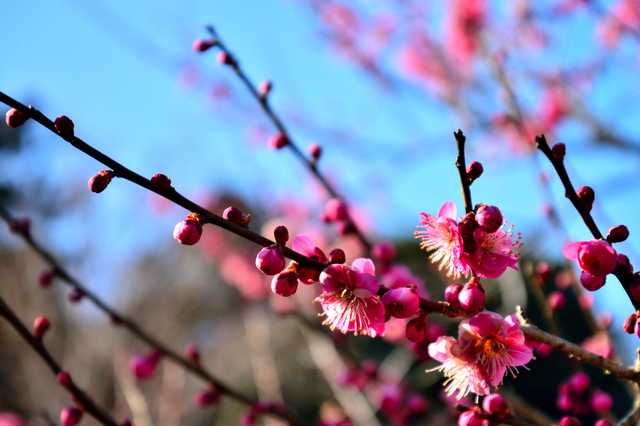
[507,343,534,366]
[352,258,376,276]
[292,234,315,256]
[438,201,458,220]
[563,241,582,260]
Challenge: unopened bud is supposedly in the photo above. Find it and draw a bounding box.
[547,291,567,312]
[444,284,462,307]
[607,224,629,243]
[216,50,235,66]
[185,344,200,365]
[371,241,395,264]
[271,271,298,297]
[405,315,428,342]
[580,271,606,291]
[88,169,115,193]
[466,161,484,181]
[194,388,220,407]
[459,278,485,310]
[577,186,595,212]
[192,38,217,52]
[173,217,203,245]
[329,248,346,264]
[129,354,156,379]
[462,235,476,254]
[308,143,322,161]
[57,371,72,387]
[68,288,85,303]
[381,287,420,319]
[475,204,503,233]
[60,407,82,426]
[459,410,484,426]
[617,253,633,275]
[38,270,55,288]
[273,225,289,245]
[267,132,288,149]
[150,173,172,191]
[8,218,30,235]
[255,246,285,275]
[223,206,250,228]
[5,108,28,128]
[54,115,74,138]
[458,214,477,236]
[559,416,581,426]
[482,394,510,417]
[323,198,349,222]
[552,143,566,158]
[33,315,50,338]
[258,80,272,99]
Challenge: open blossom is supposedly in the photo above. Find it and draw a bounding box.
[563,240,617,277]
[415,202,469,279]
[428,312,533,399]
[314,259,385,337]
[467,223,522,279]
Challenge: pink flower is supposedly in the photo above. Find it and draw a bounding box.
[314,259,385,337]
[428,312,533,399]
[467,223,522,279]
[563,240,617,277]
[415,202,470,279]
[292,235,328,284]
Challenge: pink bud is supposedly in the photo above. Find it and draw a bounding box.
[5,108,28,128]
[185,344,200,365]
[623,314,637,334]
[371,241,395,264]
[406,393,428,414]
[607,224,629,243]
[466,161,484,181]
[547,291,567,312]
[57,371,72,387]
[595,421,613,426]
[255,246,285,275]
[329,248,346,264]
[216,50,234,65]
[258,80,272,98]
[267,132,288,149]
[8,218,30,235]
[591,390,613,413]
[60,407,82,426]
[458,410,484,426]
[475,204,503,233]
[33,315,50,338]
[617,253,633,275]
[38,270,55,288]
[120,420,132,426]
[335,221,354,235]
[560,417,581,426]
[378,385,403,415]
[459,278,485,310]
[129,355,156,379]
[569,372,590,393]
[68,288,84,303]
[273,225,289,245]
[150,173,172,191]
[458,215,477,236]
[147,348,162,365]
[271,271,298,297]
[194,389,220,407]
[580,271,606,291]
[444,284,462,307]
[192,38,217,52]
[482,393,509,417]
[578,292,594,309]
[405,315,428,342]
[381,287,419,318]
[323,198,348,222]
[552,143,566,158]
[173,218,203,245]
[577,186,594,212]
[239,411,257,426]
[535,262,553,285]
[308,143,322,160]
[88,169,115,193]
[223,206,250,228]
[54,115,74,138]
[635,321,640,339]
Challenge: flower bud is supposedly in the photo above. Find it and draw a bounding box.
[258,80,272,98]
[335,221,354,235]
[308,143,322,161]
[617,253,633,275]
[273,225,289,245]
[267,132,288,149]
[569,372,590,393]
[590,390,613,413]
[185,344,200,365]
[192,38,217,52]
[5,108,28,128]
[216,50,235,65]
[271,271,298,297]
[223,206,251,227]
[173,218,203,245]
[607,224,629,243]
[54,115,74,138]
[458,214,477,236]
[129,354,156,379]
[559,417,581,426]
[8,218,30,235]
[33,315,50,338]
[552,143,566,158]
[120,420,132,426]
[371,241,395,264]
[444,284,462,307]
[535,262,553,285]
[595,421,613,426]
[194,388,220,407]
[459,278,485,310]
[60,407,82,426]
[547,291,567,312]
[458,410,484,426]
[88,169,115,193]
[630,276,640,301]
[38,270,55,288]
[323,198,348,222]
[405,315,428,342]
[256,246,285,275]
[239,411,257,426]
[623,313,637,334]
[68,288,84,303]
[482,394,510,417]
[475,204,503,233]
[579,292,594,309]
[466,161,484,181]
[150,173,172,191]
[57,371,72,387]
[329,248,346,264]
[381,287,420,319]
[577,186,595,212]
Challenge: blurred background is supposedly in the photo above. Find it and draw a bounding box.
[1,0,640,425]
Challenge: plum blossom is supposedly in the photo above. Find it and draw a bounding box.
[468,224,522,279]
[415,202,470,279]
[314,259,386,337]
[563,240,617,277]
[428,312,533,399]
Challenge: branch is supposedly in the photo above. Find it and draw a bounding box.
[0,295,119,426]
[454,129,474,214]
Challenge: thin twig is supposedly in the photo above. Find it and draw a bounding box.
[453,129,474,214]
